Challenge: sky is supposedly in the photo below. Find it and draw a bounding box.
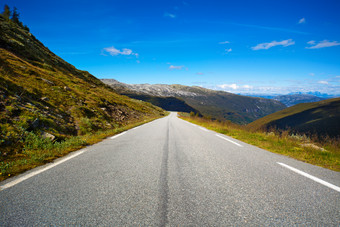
[2,0,340,95]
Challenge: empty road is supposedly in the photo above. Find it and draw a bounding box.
[1,112,339,225]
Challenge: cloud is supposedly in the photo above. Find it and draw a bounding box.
[306,40,340,49]
[318,80,329,85]
[217,84,252,90]
[196,72,204,75]
[225,48,232,53]
[169,65,184,70]
[252,39,295,50]
[298,18,306,24]
[242,85,253,89]
[219,41,230,44]
[164,12,176,18]
[103,46,138,57]
[218,84,239,90]
[309,73,315,76]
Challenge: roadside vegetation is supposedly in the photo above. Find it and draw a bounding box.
[0,7,167,182]
[0,116,165,182]
[179,112,340,171]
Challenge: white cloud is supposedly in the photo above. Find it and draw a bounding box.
[251,39,295,50]
[217,84,252,90]
[136,60,140,64]
[306,40,340,49]
[307,40,315,45]
[219,41,230,44]
[196,72,204,75]
[309,73,315,76]
[218,84,239,90]
[164,12,176,18]
[103,46,138,57]
[318,80,329,85]
[169,65,184,70]
[242,85,253,89]
[225,48,232,53]
[298,18,306,24]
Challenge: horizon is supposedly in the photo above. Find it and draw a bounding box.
[2,0,340,95]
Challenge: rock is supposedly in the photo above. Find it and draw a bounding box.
[31,118,40,128]
[41,97,49,101]
[41,131,55,141]
[41,78,54,85]
[300,143,326,152]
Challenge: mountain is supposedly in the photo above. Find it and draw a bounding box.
[273,94,325,107]
[102,79,286,124]
[0,15,165,154]
[246,98,340,138]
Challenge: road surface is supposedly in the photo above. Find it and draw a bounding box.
[1,112,339,225]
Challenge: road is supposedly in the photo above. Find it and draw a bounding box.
[0,112,339,225]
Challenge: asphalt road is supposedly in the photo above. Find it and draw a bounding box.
[1,112,339,226]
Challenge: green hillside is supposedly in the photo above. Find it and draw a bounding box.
[247,98,340,138]
[123,94,200,114]
[170,85,286,124]
[0,14,165,159]
[102,80,286,124]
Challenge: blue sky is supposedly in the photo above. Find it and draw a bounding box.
[3,0,340,95]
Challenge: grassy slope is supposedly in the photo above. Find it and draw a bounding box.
[180,114,339,171]
[171,85,286,124]
[247,98,340,138]
[0,15,166,180]
[122,94,200,114]
[103,81,286,124]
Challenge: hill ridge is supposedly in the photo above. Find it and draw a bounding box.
[102,79,286,124]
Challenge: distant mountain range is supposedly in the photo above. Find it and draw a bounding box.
[246,93,338,107]
[102,79,286,124]
[247,98,340,138]
[273,94,325,107]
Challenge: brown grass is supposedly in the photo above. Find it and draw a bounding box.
[0,115,166,182]
[179,113,340,172]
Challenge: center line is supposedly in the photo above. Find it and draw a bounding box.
[215,134,243,147]
[277,162,340,192]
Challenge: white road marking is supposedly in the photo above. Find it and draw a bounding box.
[199,127,209,132]
[215,134,243,147]
[277,162,340,192]
[131,126,141,130]
[110,131,127,139]
[0,149,86,191]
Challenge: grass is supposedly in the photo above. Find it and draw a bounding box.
[179,113,340,172]
[0,15,167,182]
[0,115,166,182]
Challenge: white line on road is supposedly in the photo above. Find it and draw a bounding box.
[277,162,340,192]
[199,127,209,132]
[110,131,127,139]
[215,134,243,147]
[0,149,86,191]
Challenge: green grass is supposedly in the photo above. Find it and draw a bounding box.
[0,115,166,181]
[0,16,168,181]
[247,98,340,138]
[179,113,340,172]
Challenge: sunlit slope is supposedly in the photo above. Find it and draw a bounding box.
[247,98,340,138]
[102,80,286,124]
[0,15,165,152]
